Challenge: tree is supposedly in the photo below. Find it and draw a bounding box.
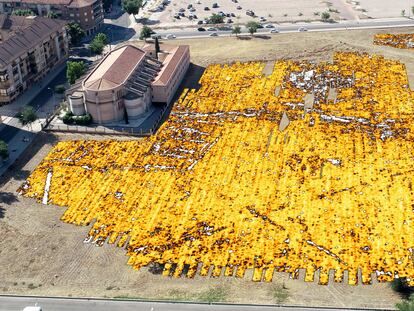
[0,140,8,160]
[66,61,85,85]
[89,39,105,55]
[155,37,160,57]
[396,295,414,311]
[46,11,58,19]
[67,22,86,46]
[122,0,143,15]
[321,12,331,22]
[412,6,414,16]
[95,33,109,45]
[18,106,37,129]
[12,9,34,16]
[401,9,406,16]
[246,21,260,36]
[89,33,108,55]
[232,25,241,37]
[208,13,224,24]
[140,25,153,41]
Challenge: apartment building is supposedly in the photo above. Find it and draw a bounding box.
[0,0,103,35]
[0,14,68,104]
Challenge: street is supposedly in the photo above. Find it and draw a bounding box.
[150,18,414,39]
[0,296,391,311]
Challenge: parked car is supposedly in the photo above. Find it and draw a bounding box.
[197,20,204,24]
[198,27,206,31]
[212,3,219,8]
[204,6,210,10]
[237,5,242,10]
[207,27,217,31]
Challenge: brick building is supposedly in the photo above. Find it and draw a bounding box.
[0,0,103,35]
[0,14,68,104]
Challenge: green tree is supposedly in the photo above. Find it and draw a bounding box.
[232,25,241,37]
[67,22,86,46]
[396,295,414,311]
[89,32,108,55]
[321,12,331,22]
[208,13,224,24]
[140,25,153,41]
[18,106,38,129]
[46,11,58,18]
[122,0,143,15]
[66,61,85,85]
[0,140,8,160]
[412,6,414,16]
[95,32,109,45]
[89,39,105,55]
[12,9,34,16]
[246,21,260,36]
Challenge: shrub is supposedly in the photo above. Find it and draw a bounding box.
[73,113,92,125]
[62,111,74,124]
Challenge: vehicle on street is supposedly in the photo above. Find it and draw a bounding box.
[207,27,217,31]
[198,27,206,31]
[209,32,218,36]
[270,28,279,33]
[23,306,42,311]
[166,34,176,39]
[265,24,275,28]
[298,26,308,32]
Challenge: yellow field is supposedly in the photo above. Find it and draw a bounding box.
[20,52,414,285]
[374,33,414,49]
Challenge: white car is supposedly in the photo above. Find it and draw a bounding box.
[270,28,279,33]
[209,32,219,36]
[207,27,217,31]
[166,34,176,39]
[298,26,308,32]
[265,24,275,28]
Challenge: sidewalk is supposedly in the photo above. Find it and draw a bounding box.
[0,62,67,178]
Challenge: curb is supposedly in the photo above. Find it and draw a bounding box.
[0,294,396,311]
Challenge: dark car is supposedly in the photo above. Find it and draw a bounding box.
[198,27,206,31]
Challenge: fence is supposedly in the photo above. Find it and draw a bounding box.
[44,123,154,137]
[42,100,172,137]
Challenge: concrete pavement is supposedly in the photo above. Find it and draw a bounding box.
[0,63,66,178]
[0,296,392,311]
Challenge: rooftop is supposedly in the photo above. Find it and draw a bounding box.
[0,15,67,68]
[84,45,147,91]
[143,44,190,86]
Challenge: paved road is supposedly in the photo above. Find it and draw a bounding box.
[149,18,414,39]
[0,296,386,311]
